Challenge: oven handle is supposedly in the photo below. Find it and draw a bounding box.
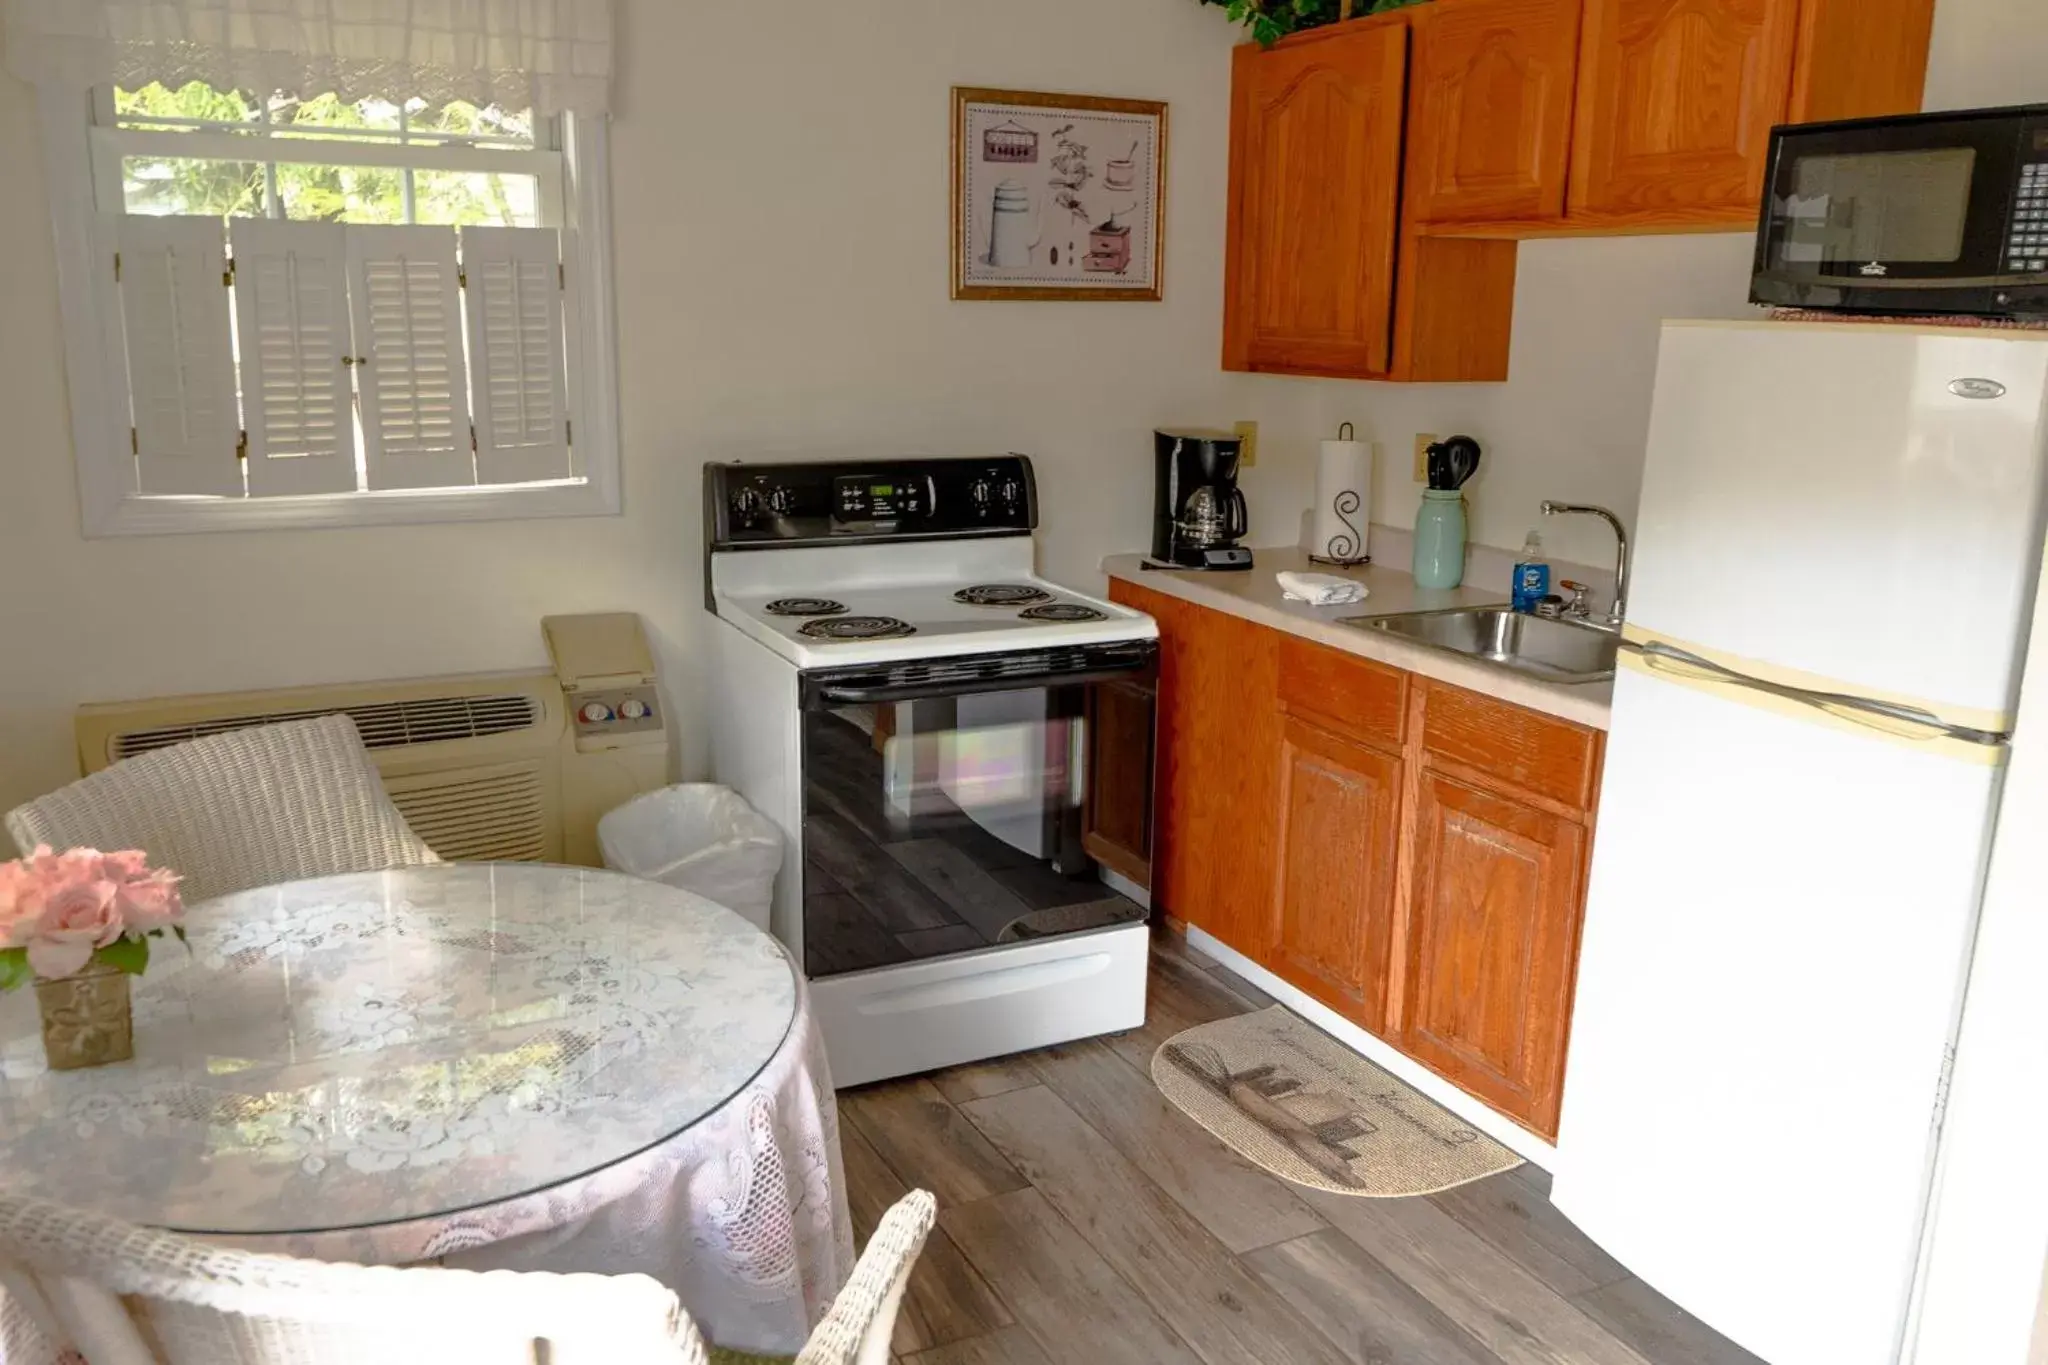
[812,662,1152,706]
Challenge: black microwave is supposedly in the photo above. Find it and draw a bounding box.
[1752,104,2048,319]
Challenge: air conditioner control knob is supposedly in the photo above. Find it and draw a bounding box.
[580,701,613,724]
[618,698,649,720]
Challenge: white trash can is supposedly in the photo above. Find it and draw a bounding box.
[597,784,783,931]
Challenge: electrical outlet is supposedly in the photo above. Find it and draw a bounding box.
[1234,420,1259,468]
[1413,432,1439,482]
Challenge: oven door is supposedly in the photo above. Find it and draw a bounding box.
[798,640,1156,979]
[1752,113,2036,314]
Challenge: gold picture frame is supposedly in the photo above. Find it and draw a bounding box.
[951,86,1167,302]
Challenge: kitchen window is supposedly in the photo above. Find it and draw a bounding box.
[35,75,619,535]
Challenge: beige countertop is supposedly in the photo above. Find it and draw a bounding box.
[1101,547,1613,730]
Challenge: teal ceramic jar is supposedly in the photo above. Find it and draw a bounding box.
[1412,490,1467,589]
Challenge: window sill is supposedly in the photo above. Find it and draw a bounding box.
[83,477,620,538]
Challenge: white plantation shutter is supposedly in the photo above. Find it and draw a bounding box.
[460,226,572,485]
[231,219,358,496]
[116,215,241,496]
[346,225,474,491]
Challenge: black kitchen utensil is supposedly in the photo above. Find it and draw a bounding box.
[1427,436,1483,490]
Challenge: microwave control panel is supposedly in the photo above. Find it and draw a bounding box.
[2011,156,2048,275]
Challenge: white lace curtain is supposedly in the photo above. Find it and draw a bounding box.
[2,0,615,113]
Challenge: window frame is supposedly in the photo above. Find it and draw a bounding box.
[39,84,622,538]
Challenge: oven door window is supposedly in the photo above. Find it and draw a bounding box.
[1760,119,2021,282]
[802,677,1146,978]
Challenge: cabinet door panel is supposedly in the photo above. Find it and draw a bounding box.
[1406,0,1583,224]
[1110,582,1280,958]
[1084,676,1157,887]
[1401,770,1587,1136]
[1271,717,1402,1032]
[1225,22,1409,378]
[1569,0,1798,218]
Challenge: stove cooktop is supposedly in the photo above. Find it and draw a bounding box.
[716,573,1154,667]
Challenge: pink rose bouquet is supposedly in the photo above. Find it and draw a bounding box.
[0,846,186,989]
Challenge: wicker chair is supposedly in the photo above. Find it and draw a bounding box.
[0,1190,938,1365]
[0,1192,709,1364]
[781,1187,936,1365]
[4,714,438,903]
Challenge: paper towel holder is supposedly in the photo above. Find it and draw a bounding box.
[1309,422,1372,568]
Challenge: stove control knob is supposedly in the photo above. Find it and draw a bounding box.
[969,477,993,505]
[579,701,613,724]
[998,477,1023,508]
[730,487,762,520]
[618,698,649,721]
[766,485,796,517]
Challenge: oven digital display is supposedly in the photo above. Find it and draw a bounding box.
[835,475,925,522]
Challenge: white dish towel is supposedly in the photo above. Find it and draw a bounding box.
[1277,571,1369,606]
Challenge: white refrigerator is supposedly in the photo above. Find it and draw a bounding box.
[1552,320,2048,1365]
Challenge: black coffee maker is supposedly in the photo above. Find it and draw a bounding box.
[1151,428,1253,571]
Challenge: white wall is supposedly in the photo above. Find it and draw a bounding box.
[1322,232,1758,571]
[1,0,2041,818]
[0,0,1325,813]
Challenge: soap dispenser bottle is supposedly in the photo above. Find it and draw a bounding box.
[1512,531,1551,614]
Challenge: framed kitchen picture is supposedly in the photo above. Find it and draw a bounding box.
[951,86,1166,302]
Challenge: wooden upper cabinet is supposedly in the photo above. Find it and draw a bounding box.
[1405,0,1584,224]
[1224,18,1409,379]
[1787,0,1938,125]
[1271,716,1403,1034]
[1400,769,1589,1137]
[1567,0,1800,222]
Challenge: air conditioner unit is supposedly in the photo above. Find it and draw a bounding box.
[71,617,672,867]
[75,671,576,864]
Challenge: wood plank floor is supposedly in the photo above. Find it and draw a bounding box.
[838,926,1765,1365]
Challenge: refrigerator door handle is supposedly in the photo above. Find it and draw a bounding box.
[1633,641,2008,748]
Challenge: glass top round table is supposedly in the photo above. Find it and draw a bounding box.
[0,863,799,1239]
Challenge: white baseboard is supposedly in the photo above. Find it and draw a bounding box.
[1100,866,1150,909]
[1188,927,1559,1167]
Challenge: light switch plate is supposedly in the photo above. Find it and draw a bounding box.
[1413,432,1439,482]
[1234,420,1259,468]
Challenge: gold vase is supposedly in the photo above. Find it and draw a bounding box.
[35,963,134,1070]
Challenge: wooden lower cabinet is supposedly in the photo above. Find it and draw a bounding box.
[1083,675,1158,888]
[1109,580,1280,959]
[1270,716,1402,1033]
[1126,591,1603,1140]
[1399,767,1589,1136]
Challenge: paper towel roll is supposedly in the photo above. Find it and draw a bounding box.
[1311,437,1373,564]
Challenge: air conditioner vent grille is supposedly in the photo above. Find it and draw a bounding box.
[109,694,541,761]
[388,767,549,863]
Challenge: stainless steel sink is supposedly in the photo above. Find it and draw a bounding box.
[1345,607,1619,684]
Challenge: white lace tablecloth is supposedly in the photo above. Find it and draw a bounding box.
[0,863,854,1359]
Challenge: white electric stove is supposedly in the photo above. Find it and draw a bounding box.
[704,456,1157,1087]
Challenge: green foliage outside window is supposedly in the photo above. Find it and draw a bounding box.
[114,81,539,227]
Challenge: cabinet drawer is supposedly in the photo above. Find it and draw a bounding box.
[1279,636,1407,750]
[1421,681,1598,811]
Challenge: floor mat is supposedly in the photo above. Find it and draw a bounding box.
[1152,1005,1520,1197]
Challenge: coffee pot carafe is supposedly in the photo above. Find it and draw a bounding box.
[1151,429,1253,571]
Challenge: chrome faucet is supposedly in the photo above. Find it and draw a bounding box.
[1540,501,1629,628]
